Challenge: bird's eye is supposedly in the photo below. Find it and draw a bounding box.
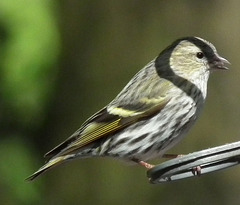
[196,52,204,59]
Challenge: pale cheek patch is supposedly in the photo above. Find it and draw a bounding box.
[170,42,204,76]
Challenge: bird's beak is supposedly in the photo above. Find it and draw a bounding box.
[210,56,230,70]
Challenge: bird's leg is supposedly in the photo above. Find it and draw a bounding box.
[132,158,155,169]
[138,161,155,169]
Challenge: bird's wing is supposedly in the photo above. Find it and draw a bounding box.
[26,94,170,181]
[45,97,169,158]
[45,63,173,158]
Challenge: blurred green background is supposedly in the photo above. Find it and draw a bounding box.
[1,1,240,204]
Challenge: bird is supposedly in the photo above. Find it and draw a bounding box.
[26,36,229,181]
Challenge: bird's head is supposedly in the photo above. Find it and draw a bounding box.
[171,37,229,79]
[156,37,230,82]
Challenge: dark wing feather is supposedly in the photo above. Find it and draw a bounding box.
[44,107,114,158]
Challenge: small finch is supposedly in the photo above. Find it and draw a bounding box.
[26,37,229,181]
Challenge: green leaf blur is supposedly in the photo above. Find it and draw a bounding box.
[0,0,59,128]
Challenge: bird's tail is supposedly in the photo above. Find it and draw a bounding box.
[25,155,71,181]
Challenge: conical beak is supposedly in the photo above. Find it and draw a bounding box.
[210,56,230,70]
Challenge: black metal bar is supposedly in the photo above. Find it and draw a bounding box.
[147,141,240,184]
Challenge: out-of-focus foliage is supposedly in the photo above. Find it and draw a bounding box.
[0,0,58,204]
[0,138,42,204]
[0,0,59,128]
[1,1,240,205]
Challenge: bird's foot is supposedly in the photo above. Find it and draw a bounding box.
[163,154,202,176]
[192,166,202,176]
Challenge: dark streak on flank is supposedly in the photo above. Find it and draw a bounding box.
[129,133,148,145]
